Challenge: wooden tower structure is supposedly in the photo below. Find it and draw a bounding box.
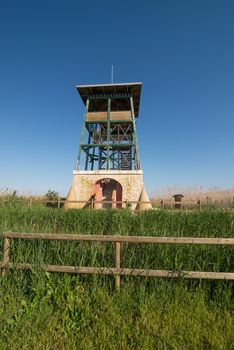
[66,82,151,209]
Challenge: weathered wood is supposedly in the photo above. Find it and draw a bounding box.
[1,237,11,276]
[1,232,234,282]
[5,263,234,280]
[32,200,92,204]
[2,232,234,246]
[86,111,132,122]
[110,111,132,121]
[115,242,121,289]
[86,111,108,122]
[1,198,203,209]
[198,199,201,212]
[161,199,165,210]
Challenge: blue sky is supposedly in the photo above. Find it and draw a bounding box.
[0,0,233,196]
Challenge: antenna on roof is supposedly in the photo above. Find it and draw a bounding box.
[111,64,114,84]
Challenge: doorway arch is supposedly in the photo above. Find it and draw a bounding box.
[92,178,122,209]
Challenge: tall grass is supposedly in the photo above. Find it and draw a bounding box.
[0,207,234,349]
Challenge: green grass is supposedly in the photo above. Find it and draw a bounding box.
[0,207,234,349]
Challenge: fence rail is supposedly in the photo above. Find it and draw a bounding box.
[1,232,234,287]
[0,198,202,210]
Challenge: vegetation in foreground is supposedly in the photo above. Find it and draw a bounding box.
[0,207,234,349]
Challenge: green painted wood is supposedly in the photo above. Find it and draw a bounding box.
[130,96,140,170]
[85,132,91,170]
[76,98,89,170]
[106,98,111,170]
[81,143,135,148]
[88,93,132,100]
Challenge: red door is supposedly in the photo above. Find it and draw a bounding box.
[92,179,122,209]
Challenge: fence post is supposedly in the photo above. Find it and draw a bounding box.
[115,241,121,290]
[2,235,11,276]
[57,197,61,209]
[161,200,164,210]
[198,199,201,212]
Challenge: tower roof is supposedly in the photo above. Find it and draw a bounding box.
[76,82,142,117]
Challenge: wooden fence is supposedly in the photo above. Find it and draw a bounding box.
[1,232,234,288]
[0,198,202,211]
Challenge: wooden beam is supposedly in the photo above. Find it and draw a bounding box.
[2,232,234,245]
[1,237,11,276]
[76,98,89,170]
[4,263,234,281]
[115,242,121,289]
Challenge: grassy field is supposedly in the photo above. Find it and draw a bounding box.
[0,207,234,349]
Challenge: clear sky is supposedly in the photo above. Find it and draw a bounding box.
[0,0,233,196]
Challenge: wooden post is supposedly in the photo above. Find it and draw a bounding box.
[198,199,201,212]
[161,200,164,210]
[2,237,11,276]
[91,198,94,210]
[29,197,32,207]
[115,241,121,289]
[76,98,89,170]
[57,197,61,209]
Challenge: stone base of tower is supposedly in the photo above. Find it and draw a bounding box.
[65,170,151,210]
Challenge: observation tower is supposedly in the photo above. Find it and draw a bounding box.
[66,82,151,210]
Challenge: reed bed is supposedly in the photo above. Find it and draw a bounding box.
[154,185,234,209]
